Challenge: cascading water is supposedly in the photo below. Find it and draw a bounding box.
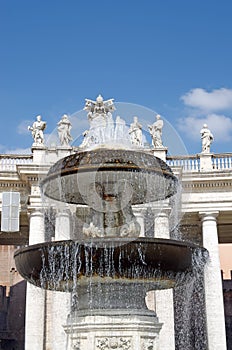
[14,96,209,350]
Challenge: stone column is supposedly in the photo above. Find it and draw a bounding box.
[200,211,227,350]
[133,207,146,237]
[48,209,71,350]
[25,209,45,350]
[153,206,175,350]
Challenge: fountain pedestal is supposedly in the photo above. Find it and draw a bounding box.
[64,310,162,350]
[64,283,162,350]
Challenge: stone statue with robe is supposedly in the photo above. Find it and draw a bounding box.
[57,114,72,146]
[148,114,163,148]
[129,116,143,146]
[200,124,214,153]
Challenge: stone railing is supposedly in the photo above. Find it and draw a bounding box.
[0,154,33,172]
[166,155,200,172]
[212,153,232,170]
[167,153,232,172]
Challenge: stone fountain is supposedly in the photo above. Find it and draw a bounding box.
[14,96,208,350]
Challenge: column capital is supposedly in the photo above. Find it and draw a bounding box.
[55,208,71,217]
[153,206,171,218]
[27,208,44,217]
[132,206,147,216]
[199,211,219,222]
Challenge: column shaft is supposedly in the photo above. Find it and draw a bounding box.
[25,210,45,350]
[155,210,175,350]
[201,212,227,350]
[48,210,71,350]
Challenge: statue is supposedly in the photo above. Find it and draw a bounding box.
[200,124,214,153]
[129,116,143,146]
[81,95,116,147]
[148,114,163,148]
[28,115,46,146]
[57,114,72,146]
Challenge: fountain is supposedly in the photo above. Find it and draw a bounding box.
[14,96,208,349]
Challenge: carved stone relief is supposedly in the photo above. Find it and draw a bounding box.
[96,337,131,350]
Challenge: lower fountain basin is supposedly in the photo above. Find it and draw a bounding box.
[14,238,208,292]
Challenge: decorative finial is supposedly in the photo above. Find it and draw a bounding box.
[96,94,103,103]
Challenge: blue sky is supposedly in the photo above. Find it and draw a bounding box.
[1,0,232,155]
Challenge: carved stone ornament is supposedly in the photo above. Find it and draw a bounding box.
[96,337,131,350]
[141,338,155,350]
[72,338,81,349]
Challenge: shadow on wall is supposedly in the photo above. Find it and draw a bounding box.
[223,276,232,350]
[0,280,26,350]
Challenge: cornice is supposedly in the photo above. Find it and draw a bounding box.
[182,180,232,190]
[0,181,28,189]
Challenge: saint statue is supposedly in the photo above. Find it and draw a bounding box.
[129,116,143,146]
[57,114,72,146]
[148,114,163,148]
[28,115,46,146]
[200,124,214,153]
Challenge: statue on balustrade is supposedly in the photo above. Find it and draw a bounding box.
[200,124,214,153]
[148,114,164,148]
[28,115,46,146]
[129,116,143,146]
[57,114,72,146]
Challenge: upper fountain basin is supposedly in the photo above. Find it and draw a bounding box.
[41,148,178,206]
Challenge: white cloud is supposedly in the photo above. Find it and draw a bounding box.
[181,88,232,112]
[177,114,232,142]
[17,120,32,135]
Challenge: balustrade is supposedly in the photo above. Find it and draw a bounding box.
[0,155,33,171]
[0,153,232,173]
[167,153,232,172]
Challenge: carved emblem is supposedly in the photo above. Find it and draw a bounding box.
[73,338,81,349]
[141,338,155,350]
[96,337,131,350]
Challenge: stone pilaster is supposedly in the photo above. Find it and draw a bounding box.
[200,211,227,350]
[153,147,168,162]
[25,209,45,350]
[31,145,47,164]
[56,145,73,160]
[199,153,213,171]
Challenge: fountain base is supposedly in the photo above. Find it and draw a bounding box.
[64,309,162,350]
